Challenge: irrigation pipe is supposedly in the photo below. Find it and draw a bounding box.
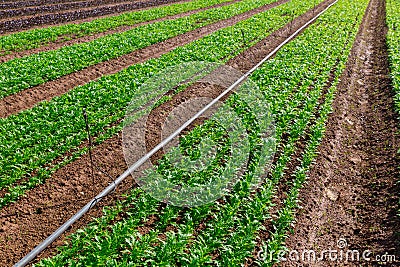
[15,1,338,265]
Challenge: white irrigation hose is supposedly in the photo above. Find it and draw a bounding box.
[14,1,338,266]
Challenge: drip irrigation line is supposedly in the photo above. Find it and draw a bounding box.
[14,1,338,266]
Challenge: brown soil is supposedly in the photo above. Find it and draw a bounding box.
[0,0,184,33]
[282,0,400,266]
[0,0,240,63]
[0,0,296,264]
[0,0,288,119]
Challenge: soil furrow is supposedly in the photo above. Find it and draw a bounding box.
[0,0,183,33]
[283,0,400,265]
[0,0,240,63]
[0,0,333,265]
[0,0,288,119]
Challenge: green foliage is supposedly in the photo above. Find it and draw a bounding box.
[0,0,278,99]
[386,0,400,221]
[256,1,369,266]
[387,0,400,118]
[34,0,369,266]
[0,0,304,208]
[0,0,233,56]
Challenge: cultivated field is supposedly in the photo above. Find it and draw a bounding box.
[0,0,399,266]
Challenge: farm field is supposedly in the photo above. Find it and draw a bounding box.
[0,0,399,266]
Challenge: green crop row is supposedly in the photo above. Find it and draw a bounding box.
[35,35,318,267]
[387,0,400,118]
[258,74,338,267]
[35,0,368,266]
[0,0,316,208]
[167,74,324,267]
[34,72,300,265]
[0,0,280,99]
[0,0,234,56]
[257,2,368,266]
[133,1,367,266]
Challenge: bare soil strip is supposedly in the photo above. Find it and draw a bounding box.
[0,1,334,265]
[283,0,400,265]
[0,0,240,63]
[0,0,288,119]
[0,0,183,33]
[0,0,134,19]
